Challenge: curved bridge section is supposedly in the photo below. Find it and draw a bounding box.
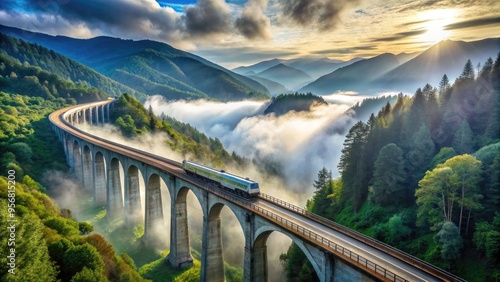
[49,100,465,282]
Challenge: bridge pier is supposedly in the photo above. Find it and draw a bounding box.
[93,152,107,205]
[145,174,166,248]
[107,158,124,221]
[73,142,83,187]
[201,204,225,282]
[167,185,193,268]
[125,166,143,227]
[82,146,93,191]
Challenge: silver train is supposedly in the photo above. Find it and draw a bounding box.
[182,160,260,197]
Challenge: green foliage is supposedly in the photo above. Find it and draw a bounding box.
[0,197,58,282]
[372,143,406,205]
[279,243,318,282]
[429,147,457,169]
[338,121,370,210]
[0,53,109,103]
[62,243,105,280]
[79,222,94,235]
[452,119,474,154]
[0,32,146,101]
[435,222,463,263]
[70,267,108,282]
[386,214,412,245]
[263,92,328,116]
[298,56,500,280]
[111,93,246,169]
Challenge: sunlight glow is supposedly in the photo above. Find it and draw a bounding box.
[417,9,459,43]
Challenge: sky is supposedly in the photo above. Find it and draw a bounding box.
[0,0,499,68]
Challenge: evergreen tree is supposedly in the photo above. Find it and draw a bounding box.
[435,221,463,263]
[452,119,474,154]
[313,167,332,193]
[339,121,370,210]
[439,74,450,96]
[459,59,475,81]
[372,143,406,205]
[406,123,436,191]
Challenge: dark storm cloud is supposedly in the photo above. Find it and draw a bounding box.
[279,0,363,31]
[235,0,271,40]
[311,45,376,55]
[0,0,235,42]
[370,29,427,42]
[181,0,232,37]
[444,16,500,30]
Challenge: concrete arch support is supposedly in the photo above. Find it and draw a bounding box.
[73,141,83,185]
[202,203,226,282]
[125,165,144,227]
[167,182,194,269]
[107,157,124,220]
[145,174,165,248]
[82,145,93,191]
[93,151,107,205]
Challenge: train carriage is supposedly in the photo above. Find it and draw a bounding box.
[182,160,260,197]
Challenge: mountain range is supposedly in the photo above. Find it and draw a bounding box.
[236,38,499,96]
[0,24,270,101]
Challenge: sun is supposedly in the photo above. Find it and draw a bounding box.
[417,9,458,43]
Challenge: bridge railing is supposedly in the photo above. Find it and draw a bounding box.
[259,193,466,282]
[200,185,407,282]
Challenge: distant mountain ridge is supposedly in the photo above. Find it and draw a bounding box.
[300,53,402,94]
[0,24,270,101]
[254,63,313,90]
[300,38,500,95]
[233,57,363,80]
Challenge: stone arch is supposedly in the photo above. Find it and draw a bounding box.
[202,201,246,282]
[253,226,322,281]
[107,157,124,220]
[82,145,93,191]
[145,173,170,248]
[124,165,145,227]
[94,151,107,205]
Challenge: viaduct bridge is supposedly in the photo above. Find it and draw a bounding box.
[49,99,465,282]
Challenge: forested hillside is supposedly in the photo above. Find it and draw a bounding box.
[0,25,271,102]
[110,93,249,169]
[263,93,328,116]
[282,54,500,281]
[0,33,147,101]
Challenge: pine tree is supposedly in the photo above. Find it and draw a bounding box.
[339,121,370,210]
[452,119,474,154]
[372,143,406,205]
[459,59,475,81]
[439,74,450,96]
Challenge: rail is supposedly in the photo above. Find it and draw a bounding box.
[51,101,464,282]
[259,193,466,282]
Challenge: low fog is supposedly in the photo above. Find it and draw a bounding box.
[145,94,370,201]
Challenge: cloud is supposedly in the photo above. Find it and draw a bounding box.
[235,0,271,40]
[311,45,376,55]
[145,96,358,196]
[193,46,299,67]
[181,0,232,38]
[0,0,236,45]
[278,0,363,31]
[370,29,427,42]
[444,16,500,30]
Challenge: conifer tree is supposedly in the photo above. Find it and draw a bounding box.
[452,119,474,154]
